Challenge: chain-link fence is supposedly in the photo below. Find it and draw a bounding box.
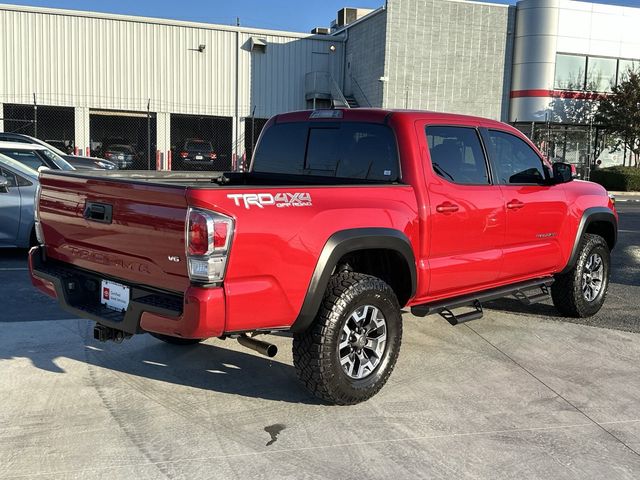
[512,122,639,180]
[245,117,269,162]
[88,110,157,170]
[10,97,634,177]
[1,97,271,172]
[170,114,232,172]
[2,103,76,152]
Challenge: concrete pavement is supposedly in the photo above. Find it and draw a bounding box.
[0,203,638,479]
[1,312,640,479]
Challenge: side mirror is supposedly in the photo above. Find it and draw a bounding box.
[552,162,573,184]
[0,175,9,193]
[37,166,50,173]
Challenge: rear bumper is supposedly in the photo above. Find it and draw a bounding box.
[28,246,225,339]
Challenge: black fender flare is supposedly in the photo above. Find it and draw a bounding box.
[290,228,417,333]
[560,206,617,274]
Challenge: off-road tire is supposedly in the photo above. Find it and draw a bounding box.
[292,272,402,405]
[149,332,204,345]
[551,233,610,318]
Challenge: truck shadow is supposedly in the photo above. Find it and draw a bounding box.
[1,323,322,405]
[484,298,563,318]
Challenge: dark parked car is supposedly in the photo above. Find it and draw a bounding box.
[0,133,116,170]
[103,144,139,169]
[173,139,217,170]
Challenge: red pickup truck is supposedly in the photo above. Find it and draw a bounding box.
[29,109,617,405]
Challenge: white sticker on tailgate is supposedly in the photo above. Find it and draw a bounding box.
[101,280,130,312]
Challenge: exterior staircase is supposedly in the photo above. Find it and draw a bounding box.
[344,95,359,108]
[305,71,355,109]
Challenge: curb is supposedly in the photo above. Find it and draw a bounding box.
[609,191,640,197]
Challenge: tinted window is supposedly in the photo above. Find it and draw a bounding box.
[186,141,213,151]
[425,126,489,185]
[487,130,546,185]
[252,122,308,175]
[253,122,399,181]
[0,150,47,170]
[306,128,340,173]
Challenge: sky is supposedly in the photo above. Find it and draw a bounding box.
[2,0,639,33]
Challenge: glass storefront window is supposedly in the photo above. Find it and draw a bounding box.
[618,59,639,84]
[554,54,587,90]
[586,57,617,92]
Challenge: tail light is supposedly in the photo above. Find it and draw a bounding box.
[209,152,217,160]
[570,164,577,176]
[180,151,189,159]
[186,208,234,283]
[104,152,113,159]
[34,183,45,244]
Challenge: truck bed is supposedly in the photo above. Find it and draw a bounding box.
[36,168,417,334]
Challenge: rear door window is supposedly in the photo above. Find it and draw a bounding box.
[425,126,490,185]
[253,122,399,182]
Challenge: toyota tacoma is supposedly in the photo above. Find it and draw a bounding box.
[29,109,618,404]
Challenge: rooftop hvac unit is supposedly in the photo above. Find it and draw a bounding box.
[311,27,331,35]
[337,8,358,27]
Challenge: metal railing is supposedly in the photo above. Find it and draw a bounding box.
[350,76,372,107]
[329,76,349,108]
[304,71,349,108]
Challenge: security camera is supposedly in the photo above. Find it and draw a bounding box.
[198,44,206,53]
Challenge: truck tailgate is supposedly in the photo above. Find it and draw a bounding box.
[38,172,190,293]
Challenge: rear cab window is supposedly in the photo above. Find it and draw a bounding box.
[252,121,400,182]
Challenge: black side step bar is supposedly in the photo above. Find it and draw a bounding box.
[439,300,483,326]
[513,284,550,305]
[411,277,554,323]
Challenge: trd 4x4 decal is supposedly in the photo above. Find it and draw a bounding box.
[227,192,312,209]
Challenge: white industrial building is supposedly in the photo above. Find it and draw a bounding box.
[1,0,639,169]
[0,3,346,167]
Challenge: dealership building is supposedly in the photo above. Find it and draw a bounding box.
[0,0,639,168]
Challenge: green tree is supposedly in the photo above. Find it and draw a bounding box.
[595,70,640,167]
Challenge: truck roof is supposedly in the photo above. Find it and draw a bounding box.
[274,108,510,130]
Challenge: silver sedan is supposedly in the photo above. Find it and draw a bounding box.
[0,153,39,248]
